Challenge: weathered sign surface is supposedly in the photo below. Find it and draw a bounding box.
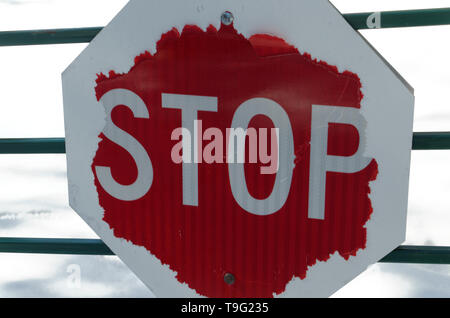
[62,0,415,297]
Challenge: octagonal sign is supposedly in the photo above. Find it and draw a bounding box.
[62,0,414,297]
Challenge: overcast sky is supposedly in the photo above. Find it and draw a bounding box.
[0,0,449,297]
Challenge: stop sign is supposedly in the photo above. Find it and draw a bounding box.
[62,0,414,297]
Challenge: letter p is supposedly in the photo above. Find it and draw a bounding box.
[308,105,372,220]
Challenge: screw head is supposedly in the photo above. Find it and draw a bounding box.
[224,272,235,285]
[221,11,234,26]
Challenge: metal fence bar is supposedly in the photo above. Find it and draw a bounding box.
[1,133,449,154]
[1,8,450,47]
[345,7,450,30]
[0,138,65,154]
[0,238,113,256]
[1,237,449,264]
[412,132,450,150]
[0,27,101,47]
[379,245,450,264]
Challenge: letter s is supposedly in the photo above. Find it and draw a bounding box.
[95,89,153,201]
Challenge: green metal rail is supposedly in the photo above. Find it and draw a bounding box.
[0,238,113,256]
[0,238,449,264]
[345,7,450,30]
[1,8,450,47]
[0,27,101,47]
[412,132,450,150]
[0,138,65,154]
[1,133,449,154]
[1,8,450,266]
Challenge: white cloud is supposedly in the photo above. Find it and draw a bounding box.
[332,264,414,298]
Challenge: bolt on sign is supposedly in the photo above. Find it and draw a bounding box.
[62,0,414,297]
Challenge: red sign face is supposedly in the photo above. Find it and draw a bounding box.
[92,23,378,297]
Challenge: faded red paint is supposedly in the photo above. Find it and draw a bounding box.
[92,23,378,297]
